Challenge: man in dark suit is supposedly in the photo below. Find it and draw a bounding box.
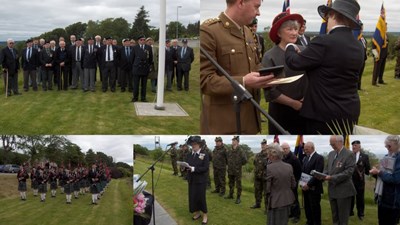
[301,142,324,225]
[70,38,85,90]
[350,140,370,221]
[54,40,70,90]
[1,38,20,96]
[372,33,388,86]
[285,0,363,134]
[98,36,118,92]
[131,35,153,102]
[325,135,356,225]
[21,39,39,92]
[119,39,133,92]
[82,37,98,92]
[176,39,194,91]
[171,39,179,84]
[165,39,175,91]
[266,143,296,225]
[40,41,55,91]
[296,20,311,47]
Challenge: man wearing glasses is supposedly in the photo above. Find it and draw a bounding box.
[0,38,21,96]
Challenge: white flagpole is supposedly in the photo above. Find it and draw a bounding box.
[155,0,166,110]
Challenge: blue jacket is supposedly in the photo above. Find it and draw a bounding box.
[379,152,400,209]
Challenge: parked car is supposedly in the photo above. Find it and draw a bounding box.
[3,164,20,173]
[0,165,4,172]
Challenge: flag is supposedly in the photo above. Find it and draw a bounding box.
[282,0,290,13]
[344,135,350,150]
[294,135,305,163]
[353,13,361,39]
[273,135,280,144]
[319,0,332,34]
[372,3,387,62]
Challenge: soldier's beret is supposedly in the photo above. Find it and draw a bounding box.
[215,137,223,142]
[105,36,112,40]
[261,139,267,144]
[351,140,361,145]
[232,136,240,142]
[187,136,202,145]
[137,35,146,40]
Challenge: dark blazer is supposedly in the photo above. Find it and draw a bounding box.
[266,160,296,209]
[54,47,70,67]
[186,151,209,184]
[119,46,133,71]
[21,47,39,71]
[352,151,370,188]
[98,44,118,68]
[177,46,194,71]
[70,46,85,68]
[0,47,19,74]
[283,151,302,182]
[132,44,153,76]
[82,45,98,69]
[302,152,324,194]
[326,148,357,199]
[295,34,311,46]
[165,47,175,72]
[285,27,364,124]
[40,49,55,69]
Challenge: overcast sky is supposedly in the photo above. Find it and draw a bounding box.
[0,0,200,41]
[67,135,133,166]
[201,0,399,33]
[133,135,393,156]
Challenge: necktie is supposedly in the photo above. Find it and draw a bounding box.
[10,48,15,59]
[27,48,31,62]
[142,45,144,51]
[126,47,129,57]
[181,47,185,58]
[76,47,80,61]
[304,155,310,167]
[107,46,111,61]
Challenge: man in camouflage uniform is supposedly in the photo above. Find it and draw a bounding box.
[211,137,228,197]
[395,36,400,79]
[169,143,179,175]
[225,136,247,204]
[251,139,268,211]
[201,139,212,189]
[180,144,190,180]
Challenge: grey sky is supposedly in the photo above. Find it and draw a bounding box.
[67,135,133,166]
[133,135,393,156]
[200,0,399,33]
[0,0,200,41]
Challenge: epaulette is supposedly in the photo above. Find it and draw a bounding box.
[202,17,220,26]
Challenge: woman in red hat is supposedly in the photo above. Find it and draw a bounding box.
[262,12,308,134]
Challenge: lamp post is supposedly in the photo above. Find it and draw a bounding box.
[176,6,182,39]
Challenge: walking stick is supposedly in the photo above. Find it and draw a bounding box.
[5,70,8,98]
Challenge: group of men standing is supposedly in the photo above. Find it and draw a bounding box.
[17,161,111,205]
[0,35,194,102]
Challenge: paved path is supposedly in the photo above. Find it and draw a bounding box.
[149,199,177,225]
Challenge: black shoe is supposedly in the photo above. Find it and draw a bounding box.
[235,198,241,204]
[224,195,234,199]
[250,204,261,209]
[378,80,386,84]
[218,192,225,197]
[131,98,138,102]
[14,92,21,95]
[141,99,148,102]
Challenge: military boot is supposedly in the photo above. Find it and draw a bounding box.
[235,196,241,204]
[224,191,234,199]
[250,203,261,209]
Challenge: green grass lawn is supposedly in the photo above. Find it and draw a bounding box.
[0,174,132,225]
[135,156,379,225]
[0,48,200,134]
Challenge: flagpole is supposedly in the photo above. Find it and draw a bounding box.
[155,0,166,110]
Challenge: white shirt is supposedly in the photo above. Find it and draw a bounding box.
[355,151,360,163]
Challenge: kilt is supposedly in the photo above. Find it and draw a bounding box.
[73,182,80,191]
[38,183,47,193]
[50,181,58,190]
[31,180,38,189]
[64,183,72,194]
[90,183,99,194]
[18,181,27,191]
[59,179,65,187]
[79,179,85,188]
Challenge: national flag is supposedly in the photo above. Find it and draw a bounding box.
[372,3,387,61]
[294,135,305,163]
[282,0,290,13]
[319,0,332,34]
[273,135,280,144]
[344,135,350,150]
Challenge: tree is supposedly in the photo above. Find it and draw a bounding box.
[130,6,151,39]
[85,20,101,38]
[186,21,200,37]
[65,22,87,40]
[85,149,97,166]
[96,151,113,167]
[166,21,186,39]
[134,144,149,156]
[1,135,17,151]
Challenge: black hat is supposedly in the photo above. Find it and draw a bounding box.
[26,39,33,43]
[232,136,240,142]
[250,18,258,25]
[351,140,361,145]
[166,39,171,43]
[317,0,361,28]
[77,38,83,41]
[105,36,112,40]
[122,38,130,42]
[87,37,94,41]
[261,139,267,145]
[187,136,202,145]
[182,39,188,43]
[137,35,145,40]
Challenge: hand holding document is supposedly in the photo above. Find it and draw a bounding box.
[299,172,312,187]
[268,74,304,85]
[310,170,328,180]
[177,161,191,169]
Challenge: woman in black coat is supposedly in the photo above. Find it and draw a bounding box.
[186,136,209,225]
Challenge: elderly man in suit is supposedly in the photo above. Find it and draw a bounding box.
[165,39,175,91]
[295,20,311,47]
[131,35,153,102]
[54,40,70,90]
[146,37,158,93]
[350,140,370,221]
[40,41,55,91]
[301,141,324,225]
[266,143,296,225]
[82,37,98,92]
[70,38,85,90]
[325,135,356,225]
[285,0,363,134]
[176,39,194,91]
[98,37,118,92]
[1,38,20,96]
[21,39,39,92]
[119,39,133,93]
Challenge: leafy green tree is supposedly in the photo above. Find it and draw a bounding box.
[65,22,87,40]
[85,20,101,39]
[186,21,200,37]
[130,6,151,39]
[85,149,97,166]
[166,21,186,39]
[134,144,149,156]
